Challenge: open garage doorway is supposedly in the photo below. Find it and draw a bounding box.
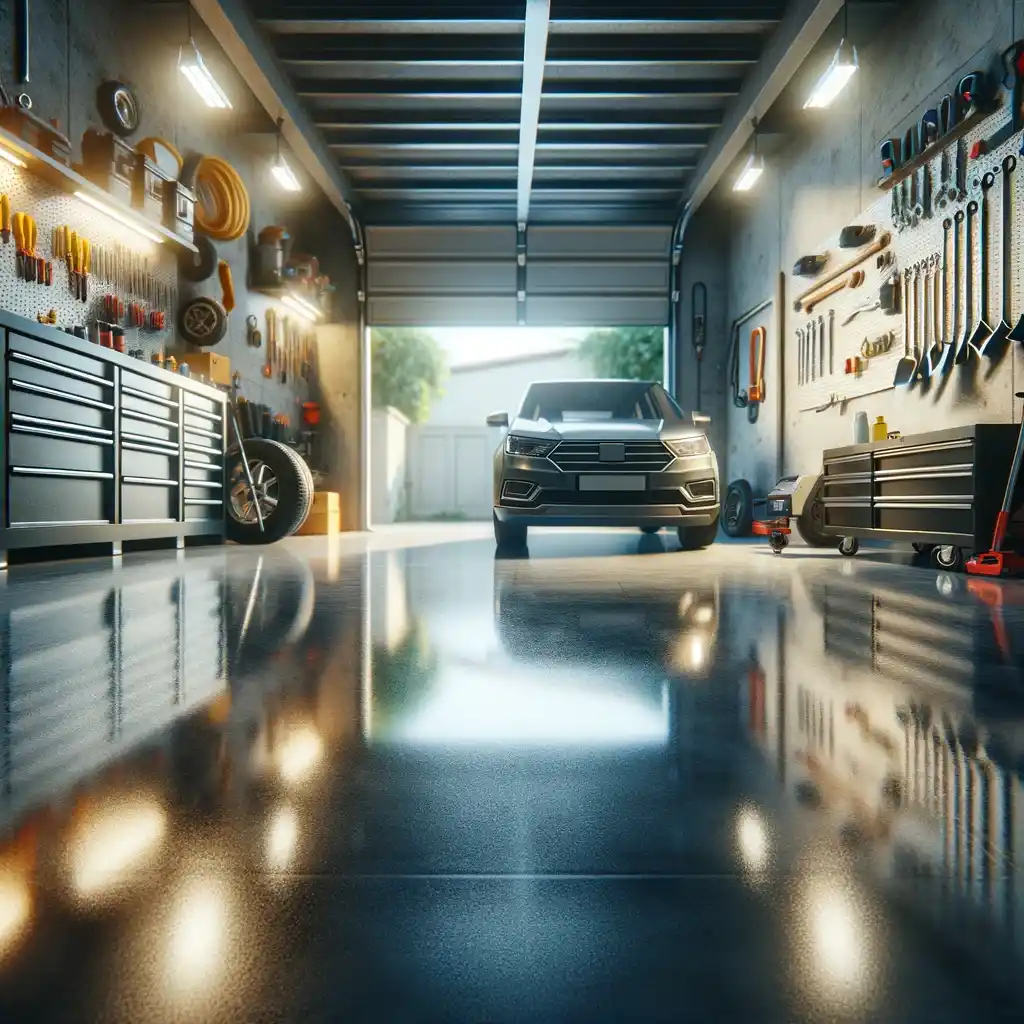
[369,325,666,526]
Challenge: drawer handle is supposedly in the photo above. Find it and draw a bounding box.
[122,385,177,409]
[10,518,111,528]
[122,441,181,456]
[122,475,179,487]
[873,501,972,510]
[182,423,223,441]
[183,440,222,455]
[121,407,179,429]
[184,479,223,490]
[11,422,114,446]
[10,466,113,479]
[10,350,113,387]
[184,498,223,506]
[183,406,222,424]
[10,378,114,410]
[10,412,112,437]
[184,459,222,472]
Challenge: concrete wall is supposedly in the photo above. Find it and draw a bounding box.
[5,0,359,449]
[708,0,1024,489]
[425,349,594,427]
[371,407,410,524]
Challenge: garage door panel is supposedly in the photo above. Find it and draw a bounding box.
[526,226,672,260]
[368,260,517,295]
[368,295,519,327]
[366,225,516,259]
[528,261,669,295]
[526,295,669,327]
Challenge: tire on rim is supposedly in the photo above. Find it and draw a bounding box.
[179,295,228,347]
[226,438,311,544]
[678,515,719,550]
[795,477,832,547]
[722,479,754,537]
[494,513,527,550]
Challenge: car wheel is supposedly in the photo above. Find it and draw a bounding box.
[226,438,312,544]
[722,479,754,537]
[494,513,527,550]
[795,477,832,547]
[677,517,719,551]
[639,525,661,534]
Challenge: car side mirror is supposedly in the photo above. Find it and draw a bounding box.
[486,411,509,428]
[692,412,711,426]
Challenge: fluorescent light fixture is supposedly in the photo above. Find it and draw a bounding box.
[271,154,301,192]
[804,39,859,109]
[733,152,765,192]
[279,291,323,324]
[178,38,231,109]
[74,190,164,245]
[0,146,26,168]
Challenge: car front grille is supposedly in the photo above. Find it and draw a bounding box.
[548,440,673,473]
[526,489,685,506]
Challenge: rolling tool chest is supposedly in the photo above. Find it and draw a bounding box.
[0,309,227,568]
[820,425,1024,551]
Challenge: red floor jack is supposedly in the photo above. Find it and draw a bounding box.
[966,392,1024,577]
[752,517,791,554]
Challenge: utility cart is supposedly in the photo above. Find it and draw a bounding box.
[819,425,1024,571]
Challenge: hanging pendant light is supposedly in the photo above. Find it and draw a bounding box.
[178,5,231,109]
[804,2,858,109]
[271,118,302,192]
[734,119,764,192]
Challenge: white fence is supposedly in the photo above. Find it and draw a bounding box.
[408,425,498,520]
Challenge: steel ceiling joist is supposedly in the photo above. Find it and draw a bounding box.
[251,0,800,225]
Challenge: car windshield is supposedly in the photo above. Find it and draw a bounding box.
[518,381,682,423]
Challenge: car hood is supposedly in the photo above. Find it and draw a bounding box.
[507,418,705,442]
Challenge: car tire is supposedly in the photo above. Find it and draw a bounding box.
[722,479,754,537]
[639,525,661,534]
[795,477,832,547]
[226,438,312,544]
[677,517,719,551]
[494,512,527,550]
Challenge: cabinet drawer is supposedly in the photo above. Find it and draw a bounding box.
[8,356,111,406]
[183,430,222,456]
[122,481,178,523]
[8,428,111,474]
[121,407,179,443]
[184,460,222,484]
[8,386,111,431]
[822,476,871,500]
[873,466,974,498]
[8,331,109,378]
[122,390,177,422]
[8,471,111,526]
[121,448,177,480]
[121,370,174,402]
[822,502,871,530]
[183,391,219,416]
[185,498,223,521]
[874,438,974,473]
[873,504,974,537]
[184,480,223,502]
[824,454,871,476]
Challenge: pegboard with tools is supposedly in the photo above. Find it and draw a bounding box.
[0,158,176,348]
[790,96,1024,414]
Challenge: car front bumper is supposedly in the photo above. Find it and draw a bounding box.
[494,453,719,528]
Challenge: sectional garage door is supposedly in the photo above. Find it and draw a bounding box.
[366,225,672,327]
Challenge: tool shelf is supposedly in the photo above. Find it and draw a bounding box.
[820,424,1024,553]
[0,125,199,254]
[0,308,227,569]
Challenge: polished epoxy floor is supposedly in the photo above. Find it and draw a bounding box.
[1,524,1024,1022]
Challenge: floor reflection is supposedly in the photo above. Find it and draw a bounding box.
[1,532,1024,1020]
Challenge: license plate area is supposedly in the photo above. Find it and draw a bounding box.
[578,474,646,491]
[767,497,791,516]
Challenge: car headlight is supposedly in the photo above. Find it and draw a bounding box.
[505,435,556,458]
[665,435,711,458]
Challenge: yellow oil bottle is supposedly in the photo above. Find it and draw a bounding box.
[870,415,888,442]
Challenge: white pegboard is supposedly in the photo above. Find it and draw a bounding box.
[0,158,176,344]
[792,102,1021,414]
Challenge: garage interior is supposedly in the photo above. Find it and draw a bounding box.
[4,0,1024,1020]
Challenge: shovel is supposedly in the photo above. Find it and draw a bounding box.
[893,265,917,386]
[929,224,951,372]
[976,171,1002,357]
[913,259,932,383]
[943,209,965,372]
[956,199,984,363]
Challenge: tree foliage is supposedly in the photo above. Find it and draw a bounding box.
[371,328,448,423]
[579,327,664,382]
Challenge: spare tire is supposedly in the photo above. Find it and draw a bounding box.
[795,476,832,547]
[226,438,312,544]
[721,478,754,537]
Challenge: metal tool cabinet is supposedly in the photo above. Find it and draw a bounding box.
[820,425,1023,552]
[0,310,227,568]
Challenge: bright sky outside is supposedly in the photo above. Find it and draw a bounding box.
[426,326,589,367]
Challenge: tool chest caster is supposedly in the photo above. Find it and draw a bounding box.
[838,536,860,557]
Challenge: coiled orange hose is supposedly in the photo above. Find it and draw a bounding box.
[193,156,250,241]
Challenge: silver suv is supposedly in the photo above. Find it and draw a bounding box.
[487,379,719,551]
